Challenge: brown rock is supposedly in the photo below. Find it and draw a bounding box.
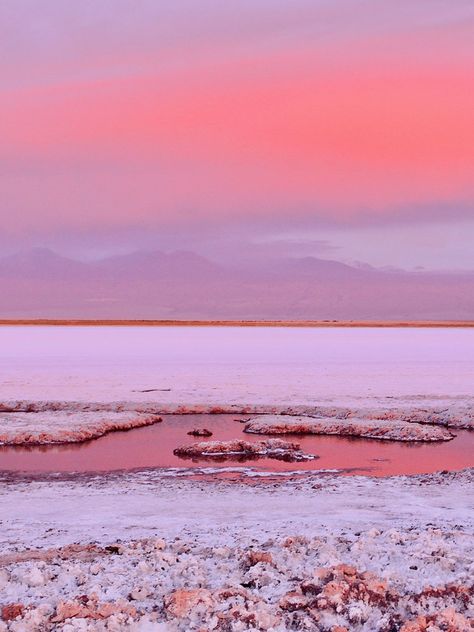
[51,598,136,623]
[216,586,254,602]
[322,579,351,607]
[279,591,308,611]
[282,536,309,549]
[187,428,213,437]
[1,604,24,621]
[246,550,274,567]
[301,568,332,595]
[334,564,357,577]
[164,588,214,618]
[400,608,473,632]
[51,602,82,623]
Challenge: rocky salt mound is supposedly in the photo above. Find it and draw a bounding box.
[0,411,162,445]
[187,428,213,437]
[244,415,454,442]
[174,438,316,462]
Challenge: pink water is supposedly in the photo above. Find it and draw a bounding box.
[1,414,473,477]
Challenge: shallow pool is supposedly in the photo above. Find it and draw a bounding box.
[1,414,473,478]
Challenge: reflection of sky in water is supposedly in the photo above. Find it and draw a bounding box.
[1,415,473,478]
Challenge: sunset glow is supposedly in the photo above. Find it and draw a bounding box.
[1,1,473,266]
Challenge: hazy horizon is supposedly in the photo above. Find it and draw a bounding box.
[0,245,472,320]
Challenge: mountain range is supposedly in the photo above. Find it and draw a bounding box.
[0,248,472,320]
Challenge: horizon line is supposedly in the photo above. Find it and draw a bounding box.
[1,319,474,328]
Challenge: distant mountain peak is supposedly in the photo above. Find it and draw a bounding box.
[0,247,86,278]
[0,247,472,320]
[4,246,65,261]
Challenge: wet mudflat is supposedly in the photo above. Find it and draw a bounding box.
[1,413,473,477]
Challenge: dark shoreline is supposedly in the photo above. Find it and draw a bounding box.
[1,319,474,327]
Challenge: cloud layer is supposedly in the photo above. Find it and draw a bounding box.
[0,1,473,264]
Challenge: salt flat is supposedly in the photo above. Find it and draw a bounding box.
[1,326,473,405]
[1,470,473,630]
[1,326,473,630]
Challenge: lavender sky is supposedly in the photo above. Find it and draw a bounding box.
[1,0,473,270]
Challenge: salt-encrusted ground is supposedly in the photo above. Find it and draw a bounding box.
[1,329,473,629]
[243,415,454,442]
[0,400,471,445]
[0,412,162,445]
[1,469,473,631]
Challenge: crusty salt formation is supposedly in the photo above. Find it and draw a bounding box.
[244,415,455,442]
[0,411,162,446]
[174,438,316,461]
[2,398,472,429]
[1,467,473,631]
[1,530,473,631]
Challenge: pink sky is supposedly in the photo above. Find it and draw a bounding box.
[1,1,473,269]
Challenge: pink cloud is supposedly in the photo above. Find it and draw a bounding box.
[0,1,473,242]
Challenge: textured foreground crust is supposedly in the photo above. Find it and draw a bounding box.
[243,415,455,442]
[1,537,473,631]
[1,470,473,631]
[0,411,162,445]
